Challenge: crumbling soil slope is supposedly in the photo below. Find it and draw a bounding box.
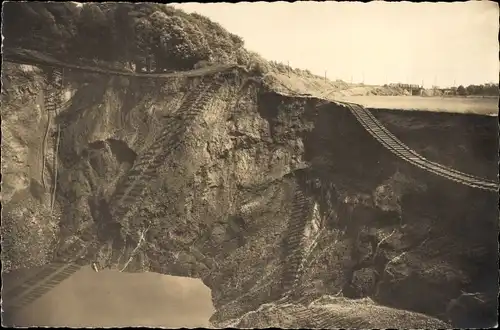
[1,60,498,328]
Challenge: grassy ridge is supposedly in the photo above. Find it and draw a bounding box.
[2,2,329,82]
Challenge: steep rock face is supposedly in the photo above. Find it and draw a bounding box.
[2,62,498,328]
[2,64,62,271]
[230,296,450,328]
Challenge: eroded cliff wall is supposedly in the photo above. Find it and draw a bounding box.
[1,62,498,328]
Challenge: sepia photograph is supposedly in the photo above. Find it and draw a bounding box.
[1,1,498,328]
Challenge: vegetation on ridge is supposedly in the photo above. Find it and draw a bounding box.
[2,2,236,70]
[3,2,339,83]
[3,3,250,74]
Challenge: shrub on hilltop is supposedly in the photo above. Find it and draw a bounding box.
[2,2,341,85]
[2,2,249,72]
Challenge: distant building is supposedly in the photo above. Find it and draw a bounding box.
[389,83,423,95]
[440,88,454,96]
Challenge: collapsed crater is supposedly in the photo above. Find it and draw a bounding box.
[2,61,498,328]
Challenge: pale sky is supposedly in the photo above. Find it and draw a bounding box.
[174,1,499,88]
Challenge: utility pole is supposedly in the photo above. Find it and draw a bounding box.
[324,70,327,82]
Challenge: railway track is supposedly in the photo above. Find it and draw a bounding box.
[3,49,245,79]
[2,244,86,316]
[41,68,64,190]
[279,178,315,301]
[103,78,227,269]
[2,58,239,308]
[4,70,77,316]
[5,51,497,193]
[3,263,82,314]
[346,102,498,192]
[277,101,497,303]
[109,78,225,224]
[4,50,496,325]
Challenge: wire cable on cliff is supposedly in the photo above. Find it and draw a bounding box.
[50,68,63,211]
[41,91,51,190]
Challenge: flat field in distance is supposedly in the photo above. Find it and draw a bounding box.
[336,95,499,116]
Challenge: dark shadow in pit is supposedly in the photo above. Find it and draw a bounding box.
[370,108,499,181]
[107,138,137,166]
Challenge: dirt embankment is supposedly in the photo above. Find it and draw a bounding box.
[1,61,498,328]
[264,73,409,99]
